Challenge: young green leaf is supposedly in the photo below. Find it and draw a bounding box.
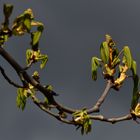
[26,49,33,64]
[12,9,33,35]
[30,22,44,49]
[31,31,41,46]
[24,18,31,32]
[123,46,132,68]
[16,88,27,111]
[40,55,48,69]
[73,109,92,135]
[131,60,137,76]
[91,57,100,80]
[35,54,48,69]
[100,42,110,64]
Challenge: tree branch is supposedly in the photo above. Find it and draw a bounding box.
[0,46,135,126]
[23,60,34,70]
[31,95,75,125]
[0,65,24,88]
[88,80,113,113]
[0,46,56,101]
[90,114,133,124]
[32,94,133,124]
[0,46,75,114]
[0,46,113,115]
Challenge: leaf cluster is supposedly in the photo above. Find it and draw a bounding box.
[91,34,140,119]
[73,109,92,135]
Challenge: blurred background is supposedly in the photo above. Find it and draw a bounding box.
[0,0,140,139]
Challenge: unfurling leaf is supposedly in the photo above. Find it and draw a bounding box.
[26,49,33,64]
[39,55,48,69]
[0,4,13,45]
[131,60,137,76]
[31,31,41,46]
[123,46,132,68]
[12,8,33,35]
[26,49,48,69]
[16,88,27,111]
[24,18,31,31]
[30,22,44,50]
[73,109,92,135]
[131,75,140,109]
[100,42,109,64]
[91,57,100,80]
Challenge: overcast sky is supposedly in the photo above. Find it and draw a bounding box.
[0,0,140,140]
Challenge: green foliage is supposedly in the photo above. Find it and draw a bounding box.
[2,3,140,135]
[16,84,36,111]
[31,31,41,46]
[30,21,44,51]
[100,42,110,64]
[1,4,47,69]
[91,57,101,80]
[26,49,48,69]
[0,4,13,45]
[16,88,28,110]
[12,8,33,35]
[131,60,137,76]
[123,46,132,68]
[37,54,48,69]
[73,109,92,135]
[26,49,33,64]
[31,22,44,45]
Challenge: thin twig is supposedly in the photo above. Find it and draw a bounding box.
[32,94,133,124]
[90,114,132,124]
[88,80,113,113]
[0,46,55,101]
[31,95,75,125]
[0,46,113,115]
[0,65,24,88]
[23,60,34,70]
[0,46,76,114]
